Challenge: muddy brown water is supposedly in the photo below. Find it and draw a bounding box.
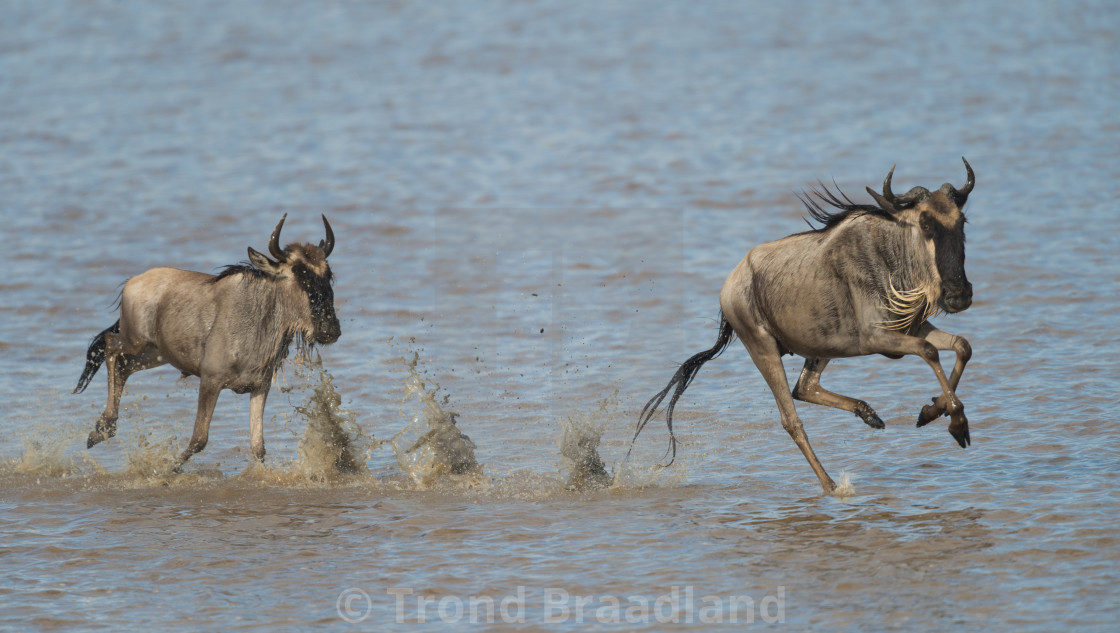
[2,1,1118,631]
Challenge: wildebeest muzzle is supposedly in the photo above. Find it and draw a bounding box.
[940,281,973,313]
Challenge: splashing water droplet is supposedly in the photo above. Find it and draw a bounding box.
[292,362,373,480]
[388,352,484,489]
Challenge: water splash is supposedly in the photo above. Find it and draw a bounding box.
[1,352,689,498]
[832,471,856,498]
[556,389,687,490]
[559,424,612,491]
[0,409,102,479]
[3,434,90,479]
[389,352,484,489]
[125,431,181,480]
[290,364,372,480]
[558,390,616,491]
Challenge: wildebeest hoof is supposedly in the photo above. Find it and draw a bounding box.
[86,427,115,449]
[854,402,885,429]
[948,412,971,448]
[916,398,943,427]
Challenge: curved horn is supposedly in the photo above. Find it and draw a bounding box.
[268,213,287,261]
[958,156,975,200]
[881,164,897,204]
[319,214,334,258]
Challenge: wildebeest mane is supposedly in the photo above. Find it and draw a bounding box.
[798,182,896,231]
[210,262,271,283]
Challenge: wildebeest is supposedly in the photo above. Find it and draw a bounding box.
[73,214,341,469]
[633,159,977,493]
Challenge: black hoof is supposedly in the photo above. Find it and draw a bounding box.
[86,427,115,449]
[916,398,942,427]
[949,416,971,448]
[854,402,885,429]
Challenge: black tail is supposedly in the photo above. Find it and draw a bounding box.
[629,313,735,466]
[73,320,119,394]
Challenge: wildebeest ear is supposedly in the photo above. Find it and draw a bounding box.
[865,186,897,212]
[247,247,282,274]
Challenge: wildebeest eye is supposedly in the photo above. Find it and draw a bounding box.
[919,214,934,236]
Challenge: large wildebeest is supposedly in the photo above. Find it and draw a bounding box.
[73,214,341,469]
[634,159,977,493]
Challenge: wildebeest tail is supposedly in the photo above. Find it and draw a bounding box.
[73,320,119,394]
[629,313,735,466]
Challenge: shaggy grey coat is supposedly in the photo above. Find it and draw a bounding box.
[635,160,977,493]
[75,215,340,469]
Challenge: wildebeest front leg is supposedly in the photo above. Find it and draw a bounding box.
[914,324,972,436]
[176,379,222,471]
[864,328,970,448]
[741,334,837,494]
[792,357,885,429]
[248,388,269,463]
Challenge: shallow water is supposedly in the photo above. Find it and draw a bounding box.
[2,0,1119,630]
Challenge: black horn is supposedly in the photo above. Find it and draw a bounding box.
[882,164,897,204]
[957,156,975,202]
[867,165,899,212]
[268,214,287,261]
[866,165,898,211]
[319,214,334,258]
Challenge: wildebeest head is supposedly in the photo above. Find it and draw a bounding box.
[247,214,342,344]
[866,158,975,313]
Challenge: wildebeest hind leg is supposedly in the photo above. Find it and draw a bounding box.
[792,358,885,429]
[88,339,164,449]
[741,334,836,493]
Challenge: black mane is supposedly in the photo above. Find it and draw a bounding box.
[798,182,896,231]
[210,262,271,283]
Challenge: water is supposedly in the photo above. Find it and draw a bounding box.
[2,0,1118,630]
[389,353,485,487]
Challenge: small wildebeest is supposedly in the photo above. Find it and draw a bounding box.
[73,214,341,469]
[633,159,977,493]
